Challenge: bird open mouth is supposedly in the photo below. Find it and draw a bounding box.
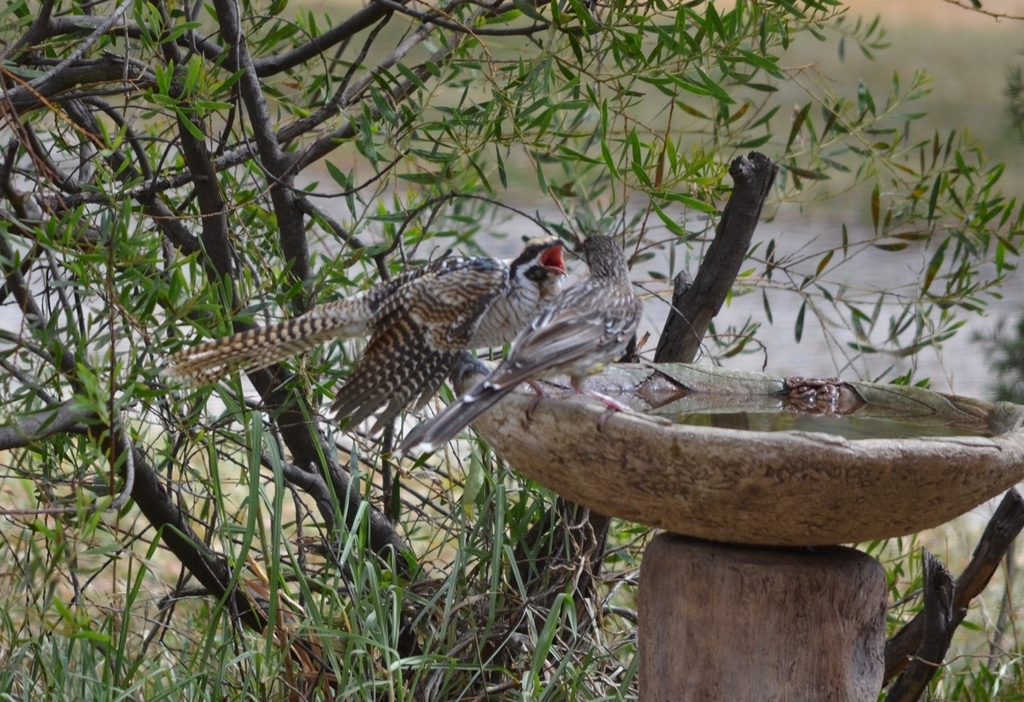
[541,243,568,275]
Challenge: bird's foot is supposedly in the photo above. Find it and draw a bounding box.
[586,390,672,430]
[525,381,547,419]
[587,390,631,431]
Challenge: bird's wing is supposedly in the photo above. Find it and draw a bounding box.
[331,258,508,433]
[331,319,460,432]
[477,286,640,392]
[400,302,621,453]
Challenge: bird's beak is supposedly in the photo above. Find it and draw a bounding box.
[541,243,568,276]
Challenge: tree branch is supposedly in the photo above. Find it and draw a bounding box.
[212,0,309,288]
[251,1,410,77]
[883,488,1024,683]
[0,401,94,450]
[2,57,157,113]
[61,99,201,254]
[0,0,56,60]
[371,0,550,36]
[655,151,778,363]
[23,0,133,96]
[885,549,958,701]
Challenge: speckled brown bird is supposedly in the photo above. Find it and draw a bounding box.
[400,235,643,455]
[165,237,566,432]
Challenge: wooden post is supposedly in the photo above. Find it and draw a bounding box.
[639,534,887,701]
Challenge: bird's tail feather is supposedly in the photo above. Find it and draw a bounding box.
[164,302,368,386]
[401,382,516,455]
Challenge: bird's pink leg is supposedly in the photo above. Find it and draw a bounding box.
[588,390,632,430]
[525,380,547,419]
[583,389,632,413]
[568,376,632,430]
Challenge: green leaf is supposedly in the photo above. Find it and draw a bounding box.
[736,49,784,78]
[794,300,806,343]
[926,174,942,221]
[324,160,352,189]
[922,237,949,292]
[600,138,621,181]
[567,0,599,30]
[464,448,486,517]
[787,166,828,181]
[496,148,508,189]
[535,159,548,195]
[398,172,439,185]
[815,250,833,278]
[512,0,547,21]
[787,103,811,150]
[396,63,427,91]
[175,110,207,141]
[695,67,735,104]
[871,183,880,233]
[857,79,876,116]
[660,190,719,215]
[652,202,687,237]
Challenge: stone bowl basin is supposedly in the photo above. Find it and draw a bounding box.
[455,360,1024,546]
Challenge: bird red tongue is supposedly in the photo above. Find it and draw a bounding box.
[542,244,567,274]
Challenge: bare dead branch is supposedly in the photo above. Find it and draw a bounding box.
[885,549,958,701]
[883,488,1024,683]
[656,151,778,363]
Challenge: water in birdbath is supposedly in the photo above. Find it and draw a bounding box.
[629,370,1004,439]
[674,410,992,440]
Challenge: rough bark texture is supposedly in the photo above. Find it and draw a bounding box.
[883,488,1024,683]
[656,151,778,363]
[885,549,958,702]
[638,534,886,702]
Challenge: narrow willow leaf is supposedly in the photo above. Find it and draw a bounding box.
[600,138,620,180]
[815,250,833,278]
[794,300,806,343]
[736,49,784,78]
[871,184,880,233]
[927,174,941,221]
[496,149,508,189]
[652,202,689,236]
[787,103,811,150]
[535,160,548,194]
[787,166,828,181]
[695,67,735,104]
[512,0,546,21]
[922,237,948,292]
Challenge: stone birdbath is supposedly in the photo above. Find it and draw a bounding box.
[447,153,1024,700]
[453,360,1024,701]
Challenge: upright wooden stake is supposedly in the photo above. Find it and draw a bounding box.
[639,534,887,701]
